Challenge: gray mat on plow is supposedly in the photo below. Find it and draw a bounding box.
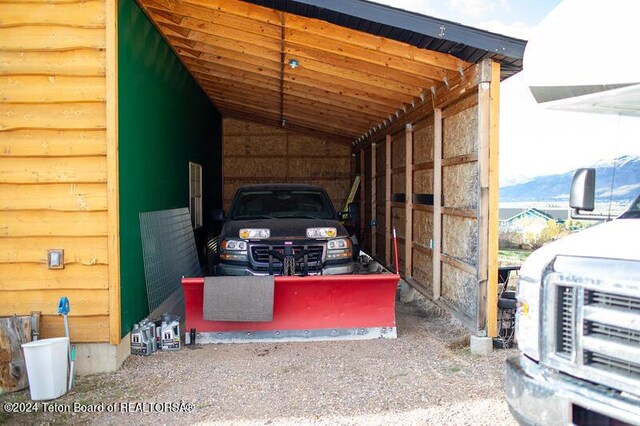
[203,276,274,322]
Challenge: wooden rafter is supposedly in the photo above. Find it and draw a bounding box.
[137,0,472,138]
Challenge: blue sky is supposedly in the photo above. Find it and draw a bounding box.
[370,0,640,186]
[369,0,562,39]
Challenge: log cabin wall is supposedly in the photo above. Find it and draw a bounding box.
[0,0,114,343]
[223,118,352,212]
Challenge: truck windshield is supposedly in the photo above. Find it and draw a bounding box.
[230,190,336,220]
[619,194,640,219]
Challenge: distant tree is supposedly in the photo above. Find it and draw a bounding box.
[537,220,563,248]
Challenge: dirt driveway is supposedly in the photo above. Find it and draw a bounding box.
[1,301,517,425]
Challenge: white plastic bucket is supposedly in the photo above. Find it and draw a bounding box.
[21,337,69,400]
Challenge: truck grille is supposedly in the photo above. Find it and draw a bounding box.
[250,244,324,266]
[544,257,640,397]
[557,286,574,358]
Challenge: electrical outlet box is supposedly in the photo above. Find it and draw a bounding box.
[48,249,64,270]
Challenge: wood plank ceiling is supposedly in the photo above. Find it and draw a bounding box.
[137,0,472,141]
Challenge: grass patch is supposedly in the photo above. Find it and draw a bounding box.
[498,249,532,266]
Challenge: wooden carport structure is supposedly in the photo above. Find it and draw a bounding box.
[0,0,525,374]
[136,0,525,334]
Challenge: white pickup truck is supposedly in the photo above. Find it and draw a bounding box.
[505,0,640,424]
[507,185,640,424]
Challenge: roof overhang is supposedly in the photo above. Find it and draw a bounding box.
[137,0,526,140]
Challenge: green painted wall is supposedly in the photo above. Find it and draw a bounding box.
[118,0,222,337]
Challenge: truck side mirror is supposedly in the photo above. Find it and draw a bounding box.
[570,168,596,212]
[211,209,225,222]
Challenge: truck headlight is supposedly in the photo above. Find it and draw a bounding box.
[220,239,248,261]
[516,258,546,361]
[306,227,337,239]
[326,238,351,260]
[239,228,270,239]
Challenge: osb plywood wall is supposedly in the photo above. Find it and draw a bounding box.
[223,118,352,212]
[0,1,111,342]
[441,96,480,322]
[364,94,480,326]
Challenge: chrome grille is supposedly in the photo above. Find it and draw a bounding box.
[557,286,574,358]
[543,256,640,397]
[588,323,640,345]
[250,245,323,266]
[590,290,640,311]
[587,353,640,378]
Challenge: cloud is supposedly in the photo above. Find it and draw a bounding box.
[369,0,437,16]
[449,0,508,19]
[475,19,533,39]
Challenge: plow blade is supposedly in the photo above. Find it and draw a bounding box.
[182,274,399,343]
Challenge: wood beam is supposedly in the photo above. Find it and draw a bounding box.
[282,53,426,96]
[405,123,413,279]
[223,111,352,143]
[177,0,468,74]
[144,0,282,39]
[385,134,392,267]
[433,108,442,300]
[197,74,388,120]
[478,59,501,338]
[284,14,467,72]
[284,44,436,89]
[183,56,408,110]
[360,148,366,250]
[215,100,362,136]
[358,63,479,148]
[371,142,377,257]
[105,0,120,345]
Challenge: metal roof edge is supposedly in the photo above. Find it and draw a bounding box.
[250,0,527,60]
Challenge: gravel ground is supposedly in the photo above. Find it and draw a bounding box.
[1,300,518,425]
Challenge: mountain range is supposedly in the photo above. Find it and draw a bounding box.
[500,155,640,203]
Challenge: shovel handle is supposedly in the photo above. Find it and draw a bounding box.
[392,228,399,274]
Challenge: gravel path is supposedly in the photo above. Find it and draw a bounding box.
[1,301,518,425]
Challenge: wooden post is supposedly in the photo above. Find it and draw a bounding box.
[478,60,501,338]
[0,316,32,393]
[360,148,366,249]
[385,134,392,267]
[106,0,121,344]
[433,109,442,300]
[371,142,377,256]
[405,124,414,278]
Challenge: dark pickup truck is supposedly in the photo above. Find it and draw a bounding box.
[214,184,357,276]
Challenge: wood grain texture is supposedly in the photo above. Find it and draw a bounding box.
[0,129,106,157]
[0,0,110,344]
[0,210,108,237]
[222,118,351,211]
[0,236,108,265]
[0,263,108,290]
[0,1,106,28]
[0,157,107,183]
[0,102,105,131]
[39,314,109,343]
[0,183,107,211]
[0,289,109,316]
[0,26,105,50]
[0,76,106,103]
[0,49,106,76]
[0,315,31,392]
[137,0,471,139]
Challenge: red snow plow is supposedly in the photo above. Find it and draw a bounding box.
[182,184,401,344]
[182,272,399,343]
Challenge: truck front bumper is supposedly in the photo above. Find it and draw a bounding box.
[216,262,354,276]
[506,355,640,425]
